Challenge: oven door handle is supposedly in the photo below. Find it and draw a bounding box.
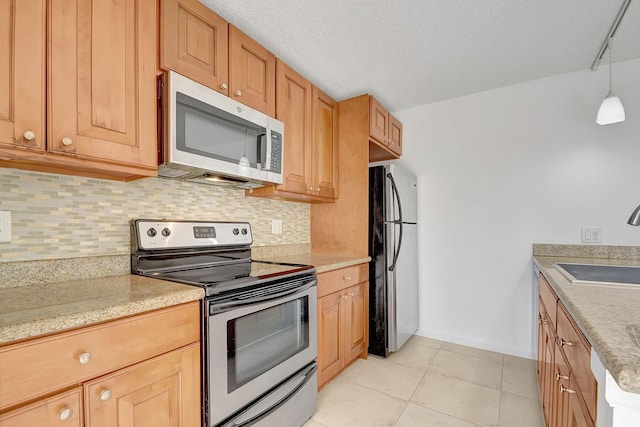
[209,279,316,314]
[219,362,318,427]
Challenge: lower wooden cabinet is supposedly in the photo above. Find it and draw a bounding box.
[0,302,201,427]
[84,343,200,427]
[0,388,82,427]
[317,264,369,389]
[537,274,596,427]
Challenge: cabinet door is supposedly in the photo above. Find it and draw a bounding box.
[541,312,556,426]
[567,388,595,427]
[85,343,201,427]
[369,96,388,145]
[229,25,275,116]
[161,0,229,95]
[275,60,312,195]
[554,343,571,427]
[345,282,368,362]
[318,291,346,387]
[0,387,81,427]
[312,86,338,199]
[0,0,45,152]
[48,0,157,168]
[388,113,402,156]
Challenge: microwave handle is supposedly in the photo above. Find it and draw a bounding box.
[256,133,266,169]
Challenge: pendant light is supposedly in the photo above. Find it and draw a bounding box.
[595,40,625,125]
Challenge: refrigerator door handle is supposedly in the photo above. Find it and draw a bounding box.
[386,173,404,272]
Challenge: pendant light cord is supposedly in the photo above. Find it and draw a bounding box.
[608,45,613,92]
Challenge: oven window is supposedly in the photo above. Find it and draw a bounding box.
[227,295,309,392]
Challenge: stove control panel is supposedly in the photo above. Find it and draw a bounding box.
[134,220,253,249]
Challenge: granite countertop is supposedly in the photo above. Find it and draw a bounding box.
[533,254,640,394]
[254,252,370,274]
[0,275,204,345]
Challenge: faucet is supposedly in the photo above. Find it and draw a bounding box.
[628,204,640,226]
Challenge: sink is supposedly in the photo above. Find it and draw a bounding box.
[554,263,640,287]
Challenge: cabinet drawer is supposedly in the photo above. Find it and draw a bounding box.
[0,302,199,410]
[556,303,597,422]
[317,264,368,298]
[539,274,558,327]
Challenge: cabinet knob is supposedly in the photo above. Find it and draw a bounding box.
[315,187,320,192]
[343,276,351,281]
[61,137,73,146]
[78,352,92,364]
[23,130,36,141]
[221,83,228,90]
[235,90,242,97]
[59,407,74,421]
[309,186,314,192]
[349,292,355,297]
[559,338,574,347]
[556,371,570,380]
[341,294,348,299]
[560,384,576,394]
[100,389,112,401]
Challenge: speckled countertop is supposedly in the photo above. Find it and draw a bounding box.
[533,253,640,394]
[0,275,204,345]
[254,252,370,274]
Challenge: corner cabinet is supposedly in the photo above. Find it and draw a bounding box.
[368,95,402,161]
[247,60,338,203]
[0,0,158,180]
[0,302,201,427]
[537,274,596,427]
[317,264,369,389]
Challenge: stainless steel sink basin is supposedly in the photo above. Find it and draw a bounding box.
[555,263,640,287]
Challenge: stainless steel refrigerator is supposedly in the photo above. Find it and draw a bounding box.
[369,163,419,356]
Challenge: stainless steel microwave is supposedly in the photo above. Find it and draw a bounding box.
[158,71,284,189]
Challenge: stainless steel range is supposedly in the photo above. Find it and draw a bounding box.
[131,220,318,427]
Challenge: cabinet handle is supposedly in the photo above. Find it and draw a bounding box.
[221,83,228,90]
[61,137,73,146]
[309,186,314,192]
[100,389,112,401]
[78,352,92,364]
[556,372,570,380]
[559,338,574,347]
[59,407,73,421]
[560,384,576,394]
[23,130,36,141]
[341,294,348,299]
[235,90,242,97]
[349,292,355,297]
[343,276,351,281]
[315,187,320,192]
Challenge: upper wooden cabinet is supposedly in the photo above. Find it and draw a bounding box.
[161,0,229,94]
[229,25,276,116]
[368,95,402,161]
[247,60,337,203]
[0,0,46,153]
[0,0,158,180]
[160,2,275,116]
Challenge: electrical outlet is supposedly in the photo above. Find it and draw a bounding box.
[271,219,283,235]
[0,211,12,243]
[581,227,602,244]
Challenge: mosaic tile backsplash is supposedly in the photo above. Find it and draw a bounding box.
[0,169,310,262]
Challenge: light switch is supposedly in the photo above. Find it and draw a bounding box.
[0,211,12,243]
[271,219,283,234]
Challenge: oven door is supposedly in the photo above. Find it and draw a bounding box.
[206,277,317,426]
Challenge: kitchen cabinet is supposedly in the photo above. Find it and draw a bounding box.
[317,264,369,389]
[0,388,82,427]
[368,95,402,161]
[0,0,158,181]
[161,0,229,94]
[0,302,200,427]
[537,274,596,427]
[248,60,337,203]
[160,3,275,116]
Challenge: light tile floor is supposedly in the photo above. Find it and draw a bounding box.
[304,336,544,427]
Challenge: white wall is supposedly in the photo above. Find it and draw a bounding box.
[394,58,640,359]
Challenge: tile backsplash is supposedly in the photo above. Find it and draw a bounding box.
[0,169,309,262]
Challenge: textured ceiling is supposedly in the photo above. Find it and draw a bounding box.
[200,0,640,112]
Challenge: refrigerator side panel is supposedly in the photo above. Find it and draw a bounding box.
[368,166,388,357]
[389,223,419,351]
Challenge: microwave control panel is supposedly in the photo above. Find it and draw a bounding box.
[268,131,282,173]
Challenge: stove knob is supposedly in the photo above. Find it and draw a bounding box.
[161,227,171,237]
[241,228,248,235]
[233,228,240,236]
[146,228,157,237]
